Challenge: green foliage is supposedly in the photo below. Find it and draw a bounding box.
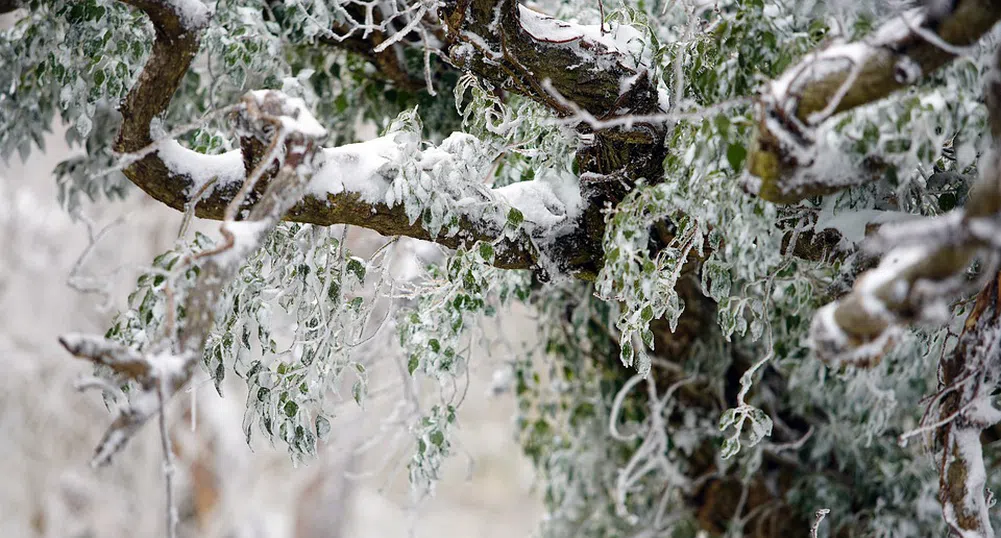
[399,244,531,494]
[10,0,1001,535]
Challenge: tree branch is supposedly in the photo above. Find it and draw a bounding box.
[317,18,426,92]
[935,272,1001,538]
[64,87,329,469]
[810,42,1001,367]
[748,0,1001,203]
[0,0,22,14]
[436,0,672,276]
[112,0,543,271]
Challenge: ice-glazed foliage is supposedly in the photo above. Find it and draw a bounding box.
[453,74,575,188]
[401,244,531,494]
[0,1,150,151]
[10,0,1001,536]
[526,0,1001,536]
[105,222,374,458]
[1,0,462,212]
[1,0,148,213]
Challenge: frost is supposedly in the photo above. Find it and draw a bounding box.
[768,9,922,107]
[8,1,1001,537]
[493,170,582,229]
[814,195,912,245]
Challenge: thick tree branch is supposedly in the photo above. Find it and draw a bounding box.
[933,272,1001,538]
[748,0,1001,203]
[437,0,670,276]
[0,0,22,14]
[112,0,542,271]
[810,43,1001,367]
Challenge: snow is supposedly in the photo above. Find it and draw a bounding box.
[856,245,928,319]
[217,220,273,266]
[157,140,245,194]
[280,109,326,139]
[170,0,211,31]
[950,427,994,536]
[493,171,582,230]
[768,9,924,112]
[812,303,847,348]
[814,196,912,244]
[516,5,648,70]
[894,55,922,84]
[769,43,867,106]
[460,31,502,62]
[305,128,583,241]
[246,91,327,139]
[307,136,399,203]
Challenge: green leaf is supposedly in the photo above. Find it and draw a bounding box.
[719,408,738,431]
[721,436,741,459]
[315,415,331,440]
[726,143,747,171]
[478,242,495,262]
[352,380,364,405]
[347,258,366,281]
[506,208,524,228]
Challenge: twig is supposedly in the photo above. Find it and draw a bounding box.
[810,508,830,538]
[156,376,177,538]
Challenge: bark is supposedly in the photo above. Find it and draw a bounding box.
[438,0,668,276]
[935,272,1001,537]
[111,0,538,271]
[749,0,1001,203]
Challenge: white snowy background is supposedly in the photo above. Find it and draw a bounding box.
[0,115,542,537]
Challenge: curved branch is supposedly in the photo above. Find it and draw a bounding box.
[125,137,539,270]
[0,0,22,14]
[440,0,661,119]
[810,43,1001,368]
[112,0,540,271]
[748,0,1001,203]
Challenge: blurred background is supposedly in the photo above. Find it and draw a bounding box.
[0,117,542,537]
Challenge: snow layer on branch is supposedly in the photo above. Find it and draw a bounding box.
[814,196,912,245]
[494,170,582,229]
[307,120,582,242]
[768,9,922,107]
[217,220,273,267]
[246,90,328,138]
[810,301,899,368]
[856,245,928,319]
[157,140,245,194]
[308,135,399,203]
[517,5,648,70]
[146,350,195,390]
[948,428,993,537]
